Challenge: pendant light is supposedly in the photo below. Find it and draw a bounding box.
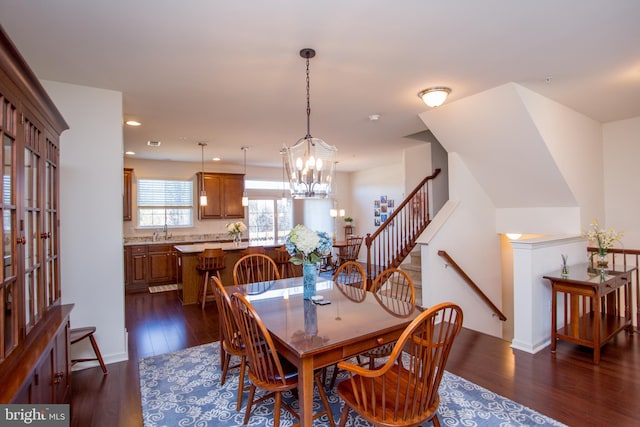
[241,146,249,207]
[283,48,337,199]
[198,142,208,206]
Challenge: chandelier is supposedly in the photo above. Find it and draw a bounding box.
[283,48,337,199]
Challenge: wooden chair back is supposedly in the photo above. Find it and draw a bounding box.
[212,276,243,355]
[337,235,363,266]
[337,302,463,426]
[333,261,366,290]
[233,253,281,286]
[197,248,225,271]
[230,293,289,387]
[211,276,247,410]
[273,245,300,279]
[371,267,415,304]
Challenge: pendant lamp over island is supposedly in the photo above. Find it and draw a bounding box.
[283,48,337,199]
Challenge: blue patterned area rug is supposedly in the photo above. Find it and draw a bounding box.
[139,342,566,427]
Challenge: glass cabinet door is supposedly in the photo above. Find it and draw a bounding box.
[0,94,18,361]
[44,137,59,305]
[22,117,43,333]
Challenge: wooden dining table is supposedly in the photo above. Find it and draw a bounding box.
[228,276,420,426]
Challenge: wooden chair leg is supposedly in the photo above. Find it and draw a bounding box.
[315,373,336,427]
[201,271,210,310]
[236,356,247,411]
[88,334,108,374]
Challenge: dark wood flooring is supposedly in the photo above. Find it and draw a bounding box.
[70,290,640,427]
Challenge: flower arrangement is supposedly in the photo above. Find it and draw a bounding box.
[285,224,332,265]
[226,221,247,238]
[583,219,623,256]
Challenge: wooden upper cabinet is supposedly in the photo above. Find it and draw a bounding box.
[123,168,133,221]
[198,172,244,219]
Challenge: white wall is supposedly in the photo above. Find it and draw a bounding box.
[603,116,640,247]
[350,163,404,260]
[420,153,503,337]
[516,85,604,231]
[44,81,128,366]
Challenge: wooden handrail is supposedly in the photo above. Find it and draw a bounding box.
[364,169,441,285]
[437,250,507,321]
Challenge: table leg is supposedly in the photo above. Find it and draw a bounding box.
[298,357,314,426]
[551,287,557,352]
[593,294,601,364]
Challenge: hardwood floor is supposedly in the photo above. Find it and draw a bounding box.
[70,290,640,426]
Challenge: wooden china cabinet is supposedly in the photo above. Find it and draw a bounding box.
[0,26,72,403]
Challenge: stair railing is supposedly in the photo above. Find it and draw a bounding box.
[364,169,441,285]
[437,250,506,321]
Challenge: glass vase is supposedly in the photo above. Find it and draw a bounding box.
[303,263,317,300]
[597,252,608,268]
[233,234,241,247]
[304,300,318,336]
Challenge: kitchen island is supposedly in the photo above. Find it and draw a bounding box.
[174,241,288,305]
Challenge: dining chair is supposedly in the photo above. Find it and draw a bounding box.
[229,293,335,427]
[361,268,415,369]
[233,253,281,286]
[323,261,367,389]
[211,276,248,411]
[337,302,463,427]
[272,245,297,279]
[196,248,225,309]
[332,260,366,291]
[335,236,363,268]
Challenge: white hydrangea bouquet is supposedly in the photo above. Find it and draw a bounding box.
[226,221,247,238]
[285,224,332,265]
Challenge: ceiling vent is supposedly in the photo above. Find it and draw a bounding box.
[147,140,161,147]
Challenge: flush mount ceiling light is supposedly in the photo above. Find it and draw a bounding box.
[417,86,451,108]
[283,48,337,199]
[198,142,208,206]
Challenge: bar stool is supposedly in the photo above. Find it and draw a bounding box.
[197,248,226,310]
[241,246,266,256]
[273,245,296,279]
[70,326,108,374]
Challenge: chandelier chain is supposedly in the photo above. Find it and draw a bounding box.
[305,55,311,139]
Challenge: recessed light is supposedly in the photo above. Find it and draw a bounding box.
[125,151,136,155]
[147,140,161,147]
[125,120,141,126]
[212,157,221,161]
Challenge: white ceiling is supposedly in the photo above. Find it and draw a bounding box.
[1,1,638,172]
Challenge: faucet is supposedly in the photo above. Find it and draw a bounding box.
[163,224,168,240]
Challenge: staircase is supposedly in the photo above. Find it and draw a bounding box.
[399,247,422,304]
[364,169,440,286]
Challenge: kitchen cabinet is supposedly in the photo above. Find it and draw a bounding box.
[148,244,177,284]
[123,168,133,221]
[0,26,71,403]
[198,172,244,219]
[129,245,148,285]
[125,244,177,290]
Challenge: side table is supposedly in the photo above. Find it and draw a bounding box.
[543,263,635,364]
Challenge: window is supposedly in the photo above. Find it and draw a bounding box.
[137,179,193,228]
[248,198,292,243]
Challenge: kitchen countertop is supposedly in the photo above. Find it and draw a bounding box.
[174,240,285,253]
